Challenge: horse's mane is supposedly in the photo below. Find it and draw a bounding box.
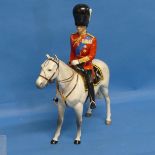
[59,59,75,72]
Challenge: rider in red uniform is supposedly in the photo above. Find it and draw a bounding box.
[69,4,97,109]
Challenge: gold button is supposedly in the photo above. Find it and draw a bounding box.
[83,50,86,53]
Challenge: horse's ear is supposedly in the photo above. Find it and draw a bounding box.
[54,55,58,61]
[46,54,51,59]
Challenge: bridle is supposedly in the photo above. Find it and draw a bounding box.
[39,58,75,84]
[39,58,59,83]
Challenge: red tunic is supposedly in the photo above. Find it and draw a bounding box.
[70,32,97,70]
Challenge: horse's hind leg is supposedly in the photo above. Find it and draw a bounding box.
[51,103,65,144]
[73,102,83,144]
[102,87,112,125]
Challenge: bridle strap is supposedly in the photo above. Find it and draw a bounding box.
[39,74,49,81]
[39,58,59,82]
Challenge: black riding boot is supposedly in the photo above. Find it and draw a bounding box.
[85,70,96,109]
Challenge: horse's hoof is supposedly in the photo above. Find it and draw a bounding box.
[85,113,92,117]
[50,139,58,144]
[90,103,96,109]
[74,140,81,144]
[105,120,112,125]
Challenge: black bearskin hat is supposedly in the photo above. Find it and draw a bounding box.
[73,4,92,27]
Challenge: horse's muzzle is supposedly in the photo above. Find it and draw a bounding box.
[36,79,46,89]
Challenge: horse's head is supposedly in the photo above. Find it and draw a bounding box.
[36,54,59,89]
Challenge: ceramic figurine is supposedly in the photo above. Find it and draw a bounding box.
[36,4,111,145]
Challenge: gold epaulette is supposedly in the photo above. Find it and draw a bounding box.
[71,32,77,35]
[87,33,95,38]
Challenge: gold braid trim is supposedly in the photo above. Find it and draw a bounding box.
[73,36,81,47]
[87,33,94,38]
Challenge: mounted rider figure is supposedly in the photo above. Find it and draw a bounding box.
[69,4,97,109]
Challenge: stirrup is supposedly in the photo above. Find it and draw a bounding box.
[90,101,96,109]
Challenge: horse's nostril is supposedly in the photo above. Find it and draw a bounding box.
[40,82,43,87]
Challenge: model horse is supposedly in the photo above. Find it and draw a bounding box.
[36,54,111,144]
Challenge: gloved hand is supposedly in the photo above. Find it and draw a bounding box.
[71,60,79,65]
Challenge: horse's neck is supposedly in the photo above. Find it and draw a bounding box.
[56,60,74,84]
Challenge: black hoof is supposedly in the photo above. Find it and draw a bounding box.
[50,139,58,144]
[85,113,92,117]
[74,140,81,144]
[90,103,96,109]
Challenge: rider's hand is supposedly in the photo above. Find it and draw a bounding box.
[71,60,79,65]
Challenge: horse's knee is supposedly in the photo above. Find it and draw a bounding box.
[58,116,64,124]
[105,95,110,102]
[76,118,82,127]
[76,118,82,123]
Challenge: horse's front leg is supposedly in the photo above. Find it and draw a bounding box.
[73,102,83,144]
[51,103,65,144]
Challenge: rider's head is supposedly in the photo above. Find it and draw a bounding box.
[73,4,92,27]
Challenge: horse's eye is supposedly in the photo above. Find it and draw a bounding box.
[48,69,52,71]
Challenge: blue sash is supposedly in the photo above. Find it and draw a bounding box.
[75,36,90,56]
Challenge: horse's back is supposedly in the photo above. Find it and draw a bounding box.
[93,59,110,87]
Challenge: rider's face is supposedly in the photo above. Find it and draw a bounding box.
[77,26,87,35]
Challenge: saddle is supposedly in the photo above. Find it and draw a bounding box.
[93,64,104,85]
[71,64,104,90]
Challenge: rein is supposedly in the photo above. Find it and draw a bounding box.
[57,72,75,83]
[39,58,79,105]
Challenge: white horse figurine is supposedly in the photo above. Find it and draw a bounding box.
[36,54,111,144]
